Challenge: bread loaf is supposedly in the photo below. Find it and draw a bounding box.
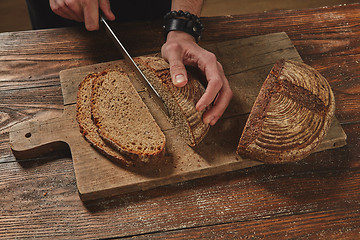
[76,56,209,167]
[90,70,166,165]
[237,59,335,163]
[76,72,132,167]
[134,56,209,147]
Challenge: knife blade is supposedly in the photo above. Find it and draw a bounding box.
[100,16,169,116]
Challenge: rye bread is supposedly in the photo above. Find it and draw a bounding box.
[90,70,166,165]
[76,72,132,167]
[134,56,209,147]
[236,59,335,163]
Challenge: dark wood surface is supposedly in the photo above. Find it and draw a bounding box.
[9,32,346,201]
[0,3,359,239]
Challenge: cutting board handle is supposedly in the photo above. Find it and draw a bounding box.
[9,114,71,160]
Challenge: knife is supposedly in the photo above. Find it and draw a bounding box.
[100,16,169,116]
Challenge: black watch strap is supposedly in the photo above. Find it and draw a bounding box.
[164,18,201,42]
[163,11,204,42]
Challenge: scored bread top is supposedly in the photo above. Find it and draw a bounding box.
[90,70,166,164]
[237,59,335,163]
[76,72,132,167]
[134,56,209,147]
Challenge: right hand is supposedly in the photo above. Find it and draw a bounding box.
[49,0,115,31]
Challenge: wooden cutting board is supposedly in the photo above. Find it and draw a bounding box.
[9,32,347,201]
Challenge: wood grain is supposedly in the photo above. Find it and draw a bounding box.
[0,124,359,239]
[201,4,360,124]
[0,3,359,239]
[9,33,346,201]
[129,208,360,239]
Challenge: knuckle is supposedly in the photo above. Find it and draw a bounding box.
[51,1,64,11]
[170,62,183,71]
[211,112,220,119]
[216,61,224,71]
[51,5,58,12]
[225,81,233,94]
[162,41,182,53]
[227,89,234,99]
[80,0,92,6]
[52,6,61,13]
[58,1,66,8]
[222,83,233,100]
[211,78,223,90]
[198,51,217,69]
[65,0,75,7]
[204,51,217,63]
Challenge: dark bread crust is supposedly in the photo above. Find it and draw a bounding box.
[76,72,132,167]
[90,70,166,166]
[134,56,209,147]
[237,59,335,163]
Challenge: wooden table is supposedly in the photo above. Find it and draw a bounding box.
[0,3,359,239]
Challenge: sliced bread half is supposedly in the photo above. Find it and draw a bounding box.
[134,56,209,147]
[236,59,335,163]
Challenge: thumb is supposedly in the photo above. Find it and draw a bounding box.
[99,0,115,21]
[169,58,188,88]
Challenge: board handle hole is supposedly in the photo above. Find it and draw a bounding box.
[25,132,32,138]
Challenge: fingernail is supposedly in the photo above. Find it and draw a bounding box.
[197,104,207,112]
[204,116,214,125]
[174,74,185,84]
[210,118,218,126]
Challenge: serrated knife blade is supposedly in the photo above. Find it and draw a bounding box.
[100,16,169,116]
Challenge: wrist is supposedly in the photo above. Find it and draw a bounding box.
[166,31,196,43]
[163,10,204,43]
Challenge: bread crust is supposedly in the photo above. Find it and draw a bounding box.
[237,59,335,163]
[90,70,166,166]
[76,72,132,167]
[134,56,209,147]
[76,57,208,168]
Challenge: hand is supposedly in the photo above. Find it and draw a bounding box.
[49,0,115,31]
[161,31,233,126]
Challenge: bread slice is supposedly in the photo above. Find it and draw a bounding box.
[237,59,335,163]
[134,56,209,147]
[76,73,132,167]
[90,70,166,165]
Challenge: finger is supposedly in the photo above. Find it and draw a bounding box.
[169,58,188,88]
[202,81,233,125]
[56,8,77,21]
[196,62,224,111]
[50,0,79,21]
[99,0,115,21]
[65,0,84,22]
[82,0,99,31]
[162,43,188,87]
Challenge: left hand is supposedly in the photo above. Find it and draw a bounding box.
[161,31,233,126]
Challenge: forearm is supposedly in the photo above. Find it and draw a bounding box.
[171,0,203,16]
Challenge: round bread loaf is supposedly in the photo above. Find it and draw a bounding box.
[237,59,335,163]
